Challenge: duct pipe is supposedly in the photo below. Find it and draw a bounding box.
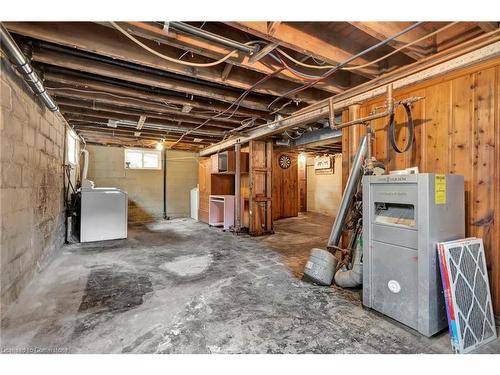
[334,234,363,287]
[167,22,258,55]
[0,23,59,112]
[327,135,367,248]
[81,149,89,181]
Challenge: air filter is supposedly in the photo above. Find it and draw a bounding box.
[438,238,497,353]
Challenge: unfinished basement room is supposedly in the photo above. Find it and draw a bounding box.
[1,2,500,368]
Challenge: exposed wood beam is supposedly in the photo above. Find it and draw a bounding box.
[114,22,347,94]
[5,22,328,104]
[59,103,227,135]
[221,63,233,81]
[72,124,213,144]
[47,87,244,126]
[249,42,279,64]
[76,130,206,150]
[200,37,500,156]
[477,22,499,33]
[349,22,433,60]
[225,21,379,78]
[50,89,237,130]
[267,22,281,36]
[42,70,271,119]
[31,48,273,112]
[58,98,233,129]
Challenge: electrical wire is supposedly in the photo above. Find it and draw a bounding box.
[275,22,459,72]
[46,86,182,110]
[111,21,259,68]
[267,22,424,110]
[169,66,285,148]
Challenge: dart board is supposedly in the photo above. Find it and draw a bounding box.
[279,154,291,169]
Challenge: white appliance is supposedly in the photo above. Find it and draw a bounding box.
[80,186,128,242]
[78,149,128,242]
[190,186,199,220]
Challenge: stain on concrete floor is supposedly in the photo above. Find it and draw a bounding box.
[1,213,499,354]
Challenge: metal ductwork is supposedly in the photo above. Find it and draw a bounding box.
[327,135,368,248]
[0,23,59,112]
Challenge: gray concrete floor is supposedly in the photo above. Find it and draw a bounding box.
[1,212,499,354]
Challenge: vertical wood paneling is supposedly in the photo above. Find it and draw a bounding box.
[494,66,500,317]
[422,81,451,173]
[450,74,474,236]
[471,67,496,295]
[272,151,298,220]
[351,61,500,316]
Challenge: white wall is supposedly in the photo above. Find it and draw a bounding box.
[306,155,343,217]
[87,145,199,222]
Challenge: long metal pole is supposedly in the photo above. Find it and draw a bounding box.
[163,148,168,220]
[0,23,59,112]
[168,22,257,55]
[327,135,368,248]
[234,143,241,232]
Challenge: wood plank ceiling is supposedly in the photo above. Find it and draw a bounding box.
[4,21,495,151]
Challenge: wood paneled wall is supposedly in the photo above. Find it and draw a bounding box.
[342,59,500,317]
[272,151,299,220]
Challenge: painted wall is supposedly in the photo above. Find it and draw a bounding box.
[306,155,343,218]
[1,58,67,313]
[86,145,199,222]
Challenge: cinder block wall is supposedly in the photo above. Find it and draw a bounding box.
[86,145,198,222]
[0,58,67,313]
[306,155,343,217]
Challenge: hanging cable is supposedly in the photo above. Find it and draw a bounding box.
[267,22,424,110]
[169,66,285,148]
[111,22,260,68]
[275,22,459,72]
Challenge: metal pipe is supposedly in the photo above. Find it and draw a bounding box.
[327,135,367,248]
[163,148,168,219]
[234,143,241,232]
[167,22,257,55]
[0,23,59,112]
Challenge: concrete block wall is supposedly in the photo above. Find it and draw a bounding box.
[0,57,66,314]
[86,145,199,222]
[306,155,343,217]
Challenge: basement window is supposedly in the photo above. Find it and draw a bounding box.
[124,148,162,170]
[67,130,78,165]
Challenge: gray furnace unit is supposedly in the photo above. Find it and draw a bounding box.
[362,173,464,337]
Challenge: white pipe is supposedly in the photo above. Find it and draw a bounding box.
[81,149,89,181]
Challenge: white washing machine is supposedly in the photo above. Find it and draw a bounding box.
[80,185,128,242]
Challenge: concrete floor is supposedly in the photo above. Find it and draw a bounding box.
[1,212,499,354]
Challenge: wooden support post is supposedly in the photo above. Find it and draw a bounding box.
[248,140,273,236]
[265,141,273,233]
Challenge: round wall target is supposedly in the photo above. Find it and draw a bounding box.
[279,154,291,169]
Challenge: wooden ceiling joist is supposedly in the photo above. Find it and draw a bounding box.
[42,70,271,120]
[349,22,436,60]
[225,21,380,78]
[116,22,347,94]
[60,107,226,137]
[5,22,329,104]
[49,90,245,126]
[31,48,273,112]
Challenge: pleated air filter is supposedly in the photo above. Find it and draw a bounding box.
[438,238,497,353]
